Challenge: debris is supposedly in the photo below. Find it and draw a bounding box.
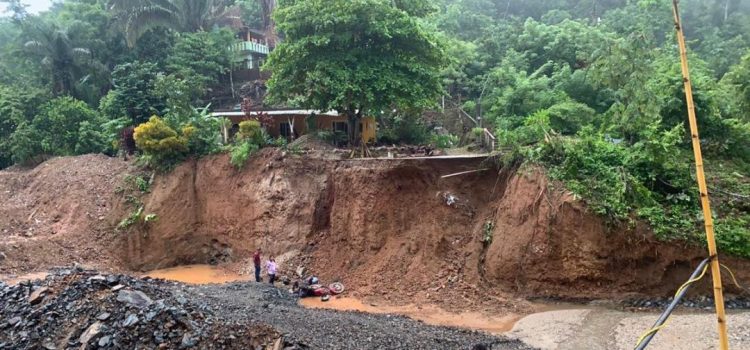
[8,316,21,326]
[116,289,153,308]
[181,333,197,348]
[78,321,102,345]
[0,269,284,349]
[122,314,139,327]
[28,287,49,305]
[98,335,111,347]
[440,168,490,179]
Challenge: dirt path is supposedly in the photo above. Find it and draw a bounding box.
[508,308,750,350]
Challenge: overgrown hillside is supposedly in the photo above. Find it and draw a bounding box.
[430,0,750,257]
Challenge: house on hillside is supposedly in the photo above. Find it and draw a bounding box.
[211,109,376,145]
[229,27,272,83]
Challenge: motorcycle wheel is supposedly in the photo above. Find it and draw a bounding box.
[328,282,345,295]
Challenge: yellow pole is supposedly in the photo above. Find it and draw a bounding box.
[671,1,729,349]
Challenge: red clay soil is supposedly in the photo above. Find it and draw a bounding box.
[2,151,749,313]
[0,155,136,275]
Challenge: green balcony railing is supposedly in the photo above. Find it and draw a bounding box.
[232,41,270,55]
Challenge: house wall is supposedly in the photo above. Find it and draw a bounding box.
[224,114,376,143]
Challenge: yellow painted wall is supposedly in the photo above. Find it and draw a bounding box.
[361,117,376,143]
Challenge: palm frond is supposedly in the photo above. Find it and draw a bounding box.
[124,6,180,47]
[71,48,93,63]
[23,40,46,53]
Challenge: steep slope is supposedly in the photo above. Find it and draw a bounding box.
[2,152,748,310]
[0,154,135,274]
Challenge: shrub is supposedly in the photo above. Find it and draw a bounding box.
[8,96,106,164]
[237,120,263,144]
[101,117,132,155]
[105,62,165,124]
[9,122,43,164]
[377,114,430,145]
[230,141,259,169]
[431,133,460,149]
[75,121,107,155]
[133,116,188,168]
[471,127,485,138]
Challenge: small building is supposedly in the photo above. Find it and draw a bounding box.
[233,27,270,70]
[211,109,376,144]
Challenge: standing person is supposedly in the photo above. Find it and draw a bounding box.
[253,248,262,282]
[266,257,277,285]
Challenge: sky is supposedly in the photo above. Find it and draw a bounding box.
[0,0,53,16]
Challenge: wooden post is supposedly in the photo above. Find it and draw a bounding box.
[672,2,729,349]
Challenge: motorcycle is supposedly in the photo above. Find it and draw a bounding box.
[293,277,345,301]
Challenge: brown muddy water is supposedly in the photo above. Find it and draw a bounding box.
[143,264,249,284]
[300,297,524,334]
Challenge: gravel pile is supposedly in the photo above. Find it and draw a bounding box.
[0,268,280,349]
[1,269,535,350]
[180,282,535,350]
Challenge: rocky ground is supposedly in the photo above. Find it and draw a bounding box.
[0,268,533,350]
[508,306,750,350]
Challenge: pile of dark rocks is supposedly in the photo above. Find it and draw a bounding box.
[0,268,281,349]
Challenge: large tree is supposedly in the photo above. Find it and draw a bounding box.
[265,0,447,143]
[23,23,102,97]
[107,0,234,46]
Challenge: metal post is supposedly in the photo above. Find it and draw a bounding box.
[635,258,710,350]
[671,1,729,349]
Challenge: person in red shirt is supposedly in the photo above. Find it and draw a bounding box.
[252,248,262,282]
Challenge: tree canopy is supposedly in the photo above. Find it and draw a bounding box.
[265,0,447,141]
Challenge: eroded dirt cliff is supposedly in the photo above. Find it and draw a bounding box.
[1,152,746,310]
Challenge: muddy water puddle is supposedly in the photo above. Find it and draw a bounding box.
[300,297,523,334]
[144,265,249,284]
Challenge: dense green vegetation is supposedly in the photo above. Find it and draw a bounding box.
[265,0,446,142]
[429,0,750,256]
[0,0,750,256]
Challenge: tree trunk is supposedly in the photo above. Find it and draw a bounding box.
[260,0,278,47]
[347,111,358,147]
[724,0,730,23]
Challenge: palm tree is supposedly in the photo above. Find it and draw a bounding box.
[24,25,100,96]
[108,0,234,47]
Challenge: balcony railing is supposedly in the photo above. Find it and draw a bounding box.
[232,41,270,55]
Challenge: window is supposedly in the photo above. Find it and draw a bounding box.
[333,122,348,134]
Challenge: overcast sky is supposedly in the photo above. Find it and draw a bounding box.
[0,0,53,16]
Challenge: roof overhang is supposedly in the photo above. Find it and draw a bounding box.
[211,110,341,118]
